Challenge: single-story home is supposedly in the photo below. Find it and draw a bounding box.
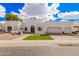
[3,19,79,34]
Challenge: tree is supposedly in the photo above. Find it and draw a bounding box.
[5,14,19,21]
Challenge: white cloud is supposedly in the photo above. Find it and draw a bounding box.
[0,5,6,17]
[0,5,5,12]
[20,3,48,16]
[43,14,56,21]
[18,9,28,19]
[0,21,5,23]
[19,9,29,18]
[49,3,60,14]
[11,11,27,20]
[19,3,60,18]
[11,11,19,15]
[58,11,79,19]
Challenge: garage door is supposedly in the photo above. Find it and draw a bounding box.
[64,27,72,33]
[47,27,63,33]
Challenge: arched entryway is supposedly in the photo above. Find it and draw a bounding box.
[30,25,35,33]
[7,26,12,32]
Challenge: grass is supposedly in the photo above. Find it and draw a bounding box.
[23,35,53,40]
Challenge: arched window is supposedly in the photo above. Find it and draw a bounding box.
[38,27,42,31]
[7,26,12,32]
[25,27,28,31]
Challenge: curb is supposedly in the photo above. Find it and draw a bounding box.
[58,42,79,46]
[58,43,73,46]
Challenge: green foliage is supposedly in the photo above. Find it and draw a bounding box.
[23,35,53,40]
[5,14,19,21]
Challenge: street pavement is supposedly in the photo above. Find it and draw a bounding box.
[0,34,79,56]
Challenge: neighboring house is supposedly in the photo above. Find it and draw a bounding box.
[0,23,5,31]
[3,19,79,34]
[73,22,79,32]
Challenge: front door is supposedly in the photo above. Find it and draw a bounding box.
[7,26,12,32]
[30,25,35,33]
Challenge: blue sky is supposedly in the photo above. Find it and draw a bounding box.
[0,3,79,22]
[0,3,24,13]
[0,3,79,13]
[58,3,79,12]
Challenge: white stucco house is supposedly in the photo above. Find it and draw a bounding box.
[3,18,79,34]
[3,3,79,35]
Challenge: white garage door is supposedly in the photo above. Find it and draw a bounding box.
[47,27,63,33]
[64,27,72,33]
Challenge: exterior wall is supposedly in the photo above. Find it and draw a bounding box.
[21,19,46,34]
[61,22,74,33]
[35,23,46,34]
[22,20,75,34]
[46,27,63,33]
[73,22,79,31]
[44,21,74,34]
[74,22,79,26]
[5,21,21,32]
[4,20,78,34]
[44,22,63,34]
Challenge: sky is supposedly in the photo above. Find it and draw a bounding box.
[0,3,79,22]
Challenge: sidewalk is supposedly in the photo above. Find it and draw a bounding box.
[0,40,55,47]
[51,35,79,46]
[58,40,79,46]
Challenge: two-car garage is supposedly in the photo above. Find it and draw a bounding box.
[46,27,63,34]
[46,27,72,34]
[42,22,74,34]
[64,27,72,33]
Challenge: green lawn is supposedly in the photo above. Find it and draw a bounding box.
[23,35,53,40]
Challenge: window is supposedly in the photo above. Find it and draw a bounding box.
[25,27,28,31]
[38,27,42,31]
[7,26,12,32]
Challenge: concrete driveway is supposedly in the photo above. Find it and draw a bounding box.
[52,35,79,40]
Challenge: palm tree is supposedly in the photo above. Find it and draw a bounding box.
[5,14,11,20]
[5,14,19,21]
